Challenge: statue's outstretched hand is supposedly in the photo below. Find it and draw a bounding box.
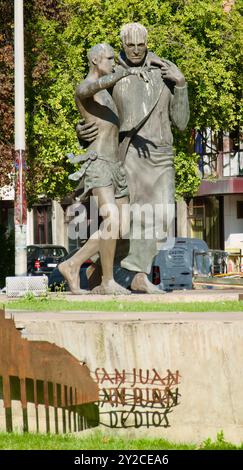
[160,62,185,87]
[146,56,165,69]
[147,54,185,86]
[76,119,98,144]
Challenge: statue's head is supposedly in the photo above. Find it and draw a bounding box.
[87,43,115,75]
[120,23,148,66]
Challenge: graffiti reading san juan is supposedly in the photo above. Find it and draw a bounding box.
[94,368,181,429]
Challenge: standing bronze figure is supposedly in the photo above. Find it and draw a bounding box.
[77,23,190,293]
[59,43,137,294]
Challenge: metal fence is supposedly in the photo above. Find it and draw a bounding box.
[0,309,99,433]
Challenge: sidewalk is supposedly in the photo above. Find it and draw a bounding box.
[58,289,243,303]
[1,288,243,304]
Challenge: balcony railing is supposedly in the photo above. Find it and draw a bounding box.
[194,129,243,179]
[200,151,243,179]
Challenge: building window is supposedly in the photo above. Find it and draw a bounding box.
[33,203,52,244]
[188,197,224,249]
[194,128,243,178]
[0,201,14,234]
[237,201,243,219]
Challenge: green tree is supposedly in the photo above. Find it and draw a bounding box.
[1,0,242,202]
[174,151,201,199]
[0,0,14,189]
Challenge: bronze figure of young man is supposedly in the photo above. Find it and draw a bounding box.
[59,43,136,294]
[77,23,190,294]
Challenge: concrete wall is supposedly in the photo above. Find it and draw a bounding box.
[224,195,243,251]
[22,318,243,444]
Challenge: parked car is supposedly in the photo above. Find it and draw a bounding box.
[27,245,68,277]
[48,249,96,291]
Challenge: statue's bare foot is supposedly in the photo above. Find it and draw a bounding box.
[131,273,166,294]
[58,259,82,294]
[69,288,90,295]
[92,279,131,295]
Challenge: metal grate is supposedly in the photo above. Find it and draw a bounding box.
[6,276,48,298]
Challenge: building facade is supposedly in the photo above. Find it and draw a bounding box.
[175,128,243,270]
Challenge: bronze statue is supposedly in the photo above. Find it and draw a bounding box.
[77,23,190,293]
[59,43,137,294]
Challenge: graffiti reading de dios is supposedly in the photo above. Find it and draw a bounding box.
[94,368,181,429]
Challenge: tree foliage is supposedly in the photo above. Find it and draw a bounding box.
[174,151,201,199]
[0,0,14,189]
[1,0,242,203]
